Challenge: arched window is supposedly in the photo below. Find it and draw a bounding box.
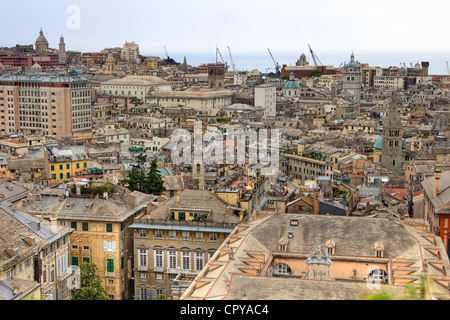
[273,263,292,275]
[368,268,388,284]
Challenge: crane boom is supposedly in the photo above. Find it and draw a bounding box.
[227,46,236,73]
[163,46,169,59]
[308,44,323,66]
[267,48,280,75]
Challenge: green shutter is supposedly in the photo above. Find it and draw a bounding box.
[121,257,124,270]
[71,222,77,230]
[107,259,114,272]
[72,257,79,266]
[106,224,113,232]
[83,257,90,264]
[82,222,88,231]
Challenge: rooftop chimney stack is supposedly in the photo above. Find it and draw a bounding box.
[434,170,441,195]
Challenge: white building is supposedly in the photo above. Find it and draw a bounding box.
[254,84,276,118]
[121,41,140,64]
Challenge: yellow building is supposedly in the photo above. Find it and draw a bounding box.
[15,189,156,300]
[45,147,89,184]
[1,203,74,300]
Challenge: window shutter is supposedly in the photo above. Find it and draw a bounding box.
[136,288,140,301]
[104,241,107,252]
[146,289,150,300]
[152,289,157,300]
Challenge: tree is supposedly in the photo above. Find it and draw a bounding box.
[310,70,324,78]
[119,154,165,195]
[143,159,166,195]
[120,154,148,192]
[72,263,110,300]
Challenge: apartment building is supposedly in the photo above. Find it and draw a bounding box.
[0,73,92,138]
[0,202,74,300]
[254,83,276,118]
[14,188,155,300]
[129,190,241,300]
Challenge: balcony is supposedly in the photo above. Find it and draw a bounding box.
[41,282,53,293]
[154,266,164,273]
[57,268,72,282]
[137,265,148,272]
[105,272,115,277]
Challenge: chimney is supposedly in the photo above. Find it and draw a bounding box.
[434,170,441,195]
[6,247,19,258]
[12,284,21,296]
[50,216,58,233]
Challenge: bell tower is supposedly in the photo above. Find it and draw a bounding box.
[381,93,403,175]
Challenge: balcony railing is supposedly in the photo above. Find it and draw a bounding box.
[137,266,148,272]
[57,268,72,282]
[105,272,115,277]
[154,266,164,273]
[134,218,237,231]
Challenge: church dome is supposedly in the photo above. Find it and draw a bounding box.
[374,136,383,150]
[346,61,358,68]
[30,63,42,73]
[36,29,48,45]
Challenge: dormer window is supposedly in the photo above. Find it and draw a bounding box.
[374,241,384,258]
[325,239,335,256]
[278,236,288,252]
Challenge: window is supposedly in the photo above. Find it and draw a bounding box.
[108,279,114,285]
[82,257,90,264]
[196,232,203,241]
[182,231,190,241]
[155,273,163,280]
[66,164,70,169]
[169,230,176,240]
[196,252,203,270]
[155,250,163,268]
[139,249,147,267]
[72,257,79,266]
[182,252,190,270]
[155,229,162,239]
[72,245,78,250]
[60,173,63,180]
[274,263,291,275]
[104,241,116,253]
[106,224,113,232]
[140,288,149,300]
[106,259,114,273]
[139,229,146,238]
[210,233,217,242]
[279,245,286,252]
[169,251,176,269]
[376,250,382,258]
[140,273,147,279]
[82,222,88,231]
[83,246,89,251]
[70,221,77,230]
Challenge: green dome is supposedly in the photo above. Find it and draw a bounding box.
[283,80,300,89]
[346,61,358,68]
[374,136,383,150]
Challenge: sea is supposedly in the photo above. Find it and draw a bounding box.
[144,52,450,76]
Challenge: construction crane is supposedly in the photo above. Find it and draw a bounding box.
[267,48,280,75]
[308,44,323,66]
[163,46,169,59]
[227,46,236,73]
[216,47,228,70]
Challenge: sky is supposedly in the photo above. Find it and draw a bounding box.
[2,0,450,74]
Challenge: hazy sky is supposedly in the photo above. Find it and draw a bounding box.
[2,0,450,71]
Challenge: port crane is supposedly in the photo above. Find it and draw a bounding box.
[163,46,169,59]
[227,46,236,74]
[308,44,323,66]
[267,48,280,75]
[216,47,228,70]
